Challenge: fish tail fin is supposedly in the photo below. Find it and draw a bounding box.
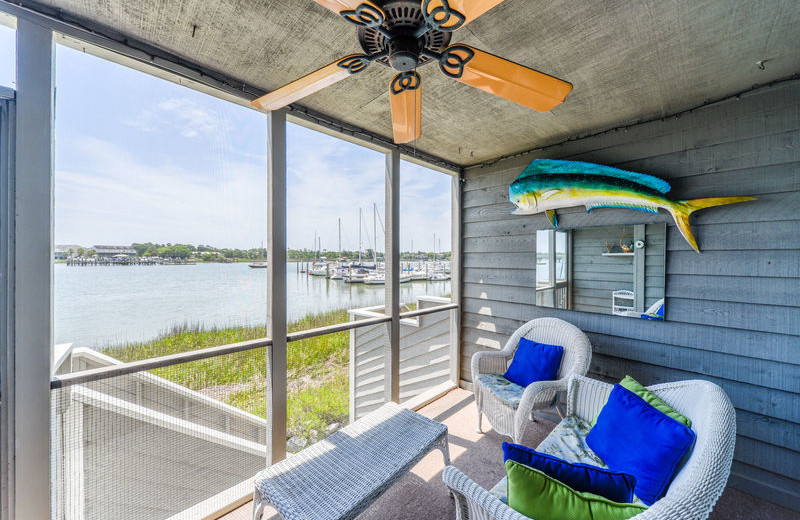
[669,196,757,253]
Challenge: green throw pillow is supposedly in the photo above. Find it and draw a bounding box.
[506,460,647,520]
[591,375,692,428]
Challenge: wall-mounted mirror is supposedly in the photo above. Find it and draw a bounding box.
[536,223,666,320]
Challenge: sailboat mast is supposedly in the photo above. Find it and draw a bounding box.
[358,207,362,264]
[338,218,341,257]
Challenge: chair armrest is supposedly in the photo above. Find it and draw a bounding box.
[471,350,512,380]
[520,378,568,411]
[512,379,568,442]
[442,466,531,520]
[566,375,612,422]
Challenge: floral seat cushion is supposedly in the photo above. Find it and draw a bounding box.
[536,415,607,467]
[477,373,525,410]
[489,477,508,504]
[491,416,645,506]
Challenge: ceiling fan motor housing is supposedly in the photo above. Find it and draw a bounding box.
[357,0,451,70]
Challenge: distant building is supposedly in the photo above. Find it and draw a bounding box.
[93,245,136,258]
[54,244,84,260]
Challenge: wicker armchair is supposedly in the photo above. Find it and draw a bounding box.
[471,317,592,443]
[444,375,737,520]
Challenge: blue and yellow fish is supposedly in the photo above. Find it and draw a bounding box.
[509,159,756,253]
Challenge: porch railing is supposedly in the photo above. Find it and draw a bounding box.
[49,299,457,520]
[348,296,458,421]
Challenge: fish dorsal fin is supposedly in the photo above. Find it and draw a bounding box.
[519,159,672,194]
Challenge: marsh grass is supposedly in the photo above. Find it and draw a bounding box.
[102,308,353,444]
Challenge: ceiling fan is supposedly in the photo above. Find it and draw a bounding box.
[251,0,573,144]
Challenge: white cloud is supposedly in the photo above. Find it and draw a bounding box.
[55,128,452,253]
[125,97,221,138]
[55,136,266,248]
[284,127,452,252]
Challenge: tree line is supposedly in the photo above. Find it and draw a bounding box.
[132,243,267,260]
[124,243,450,261]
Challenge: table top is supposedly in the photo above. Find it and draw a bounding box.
[255,402,448,520]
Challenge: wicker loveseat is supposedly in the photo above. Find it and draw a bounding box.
[444,375,737,520]
[472,317,592,443]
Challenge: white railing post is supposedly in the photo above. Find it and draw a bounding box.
[266,110,287,464]
[13,17,53,520]
[384,149,400,403]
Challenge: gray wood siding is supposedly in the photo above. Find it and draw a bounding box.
[459,80,800,510]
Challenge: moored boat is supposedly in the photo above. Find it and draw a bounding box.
[309,262,328,276]
[428,271,450,281]
[344,268,370,283]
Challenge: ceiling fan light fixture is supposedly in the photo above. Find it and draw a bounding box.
[387,34,422,72]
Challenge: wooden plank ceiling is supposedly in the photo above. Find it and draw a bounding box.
[26,0,800,166]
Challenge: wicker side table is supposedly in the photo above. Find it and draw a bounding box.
[253,402,450,520]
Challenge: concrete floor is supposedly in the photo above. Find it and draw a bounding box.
[222,389,800,520]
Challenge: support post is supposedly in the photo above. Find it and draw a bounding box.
[266,110,287,464]
[13,18,53,520]
[384,149,400,403]
[0,89,14,520]
[449,173,462,383]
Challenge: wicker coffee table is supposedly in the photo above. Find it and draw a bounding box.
[253,402,450,520]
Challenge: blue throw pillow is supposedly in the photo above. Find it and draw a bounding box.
[503,338,564,387]
[586,384,696,505]
[503,442,637,503]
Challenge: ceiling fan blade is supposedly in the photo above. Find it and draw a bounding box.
[438,45,572,111]
[314,0,379,14]
[252,55,371,111]
[421,0,507,31]
[389,72,422,144]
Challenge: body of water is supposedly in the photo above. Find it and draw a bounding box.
[54,262,451,348]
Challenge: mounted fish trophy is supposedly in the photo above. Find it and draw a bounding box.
[509,160,756,253]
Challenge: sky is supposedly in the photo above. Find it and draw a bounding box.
[0,21,451,252]
[0,21,13,88]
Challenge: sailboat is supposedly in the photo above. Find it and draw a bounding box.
[363,270,413,285]
[308,232,328,276]
[249,241,267,268]
[309,262,328,276]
